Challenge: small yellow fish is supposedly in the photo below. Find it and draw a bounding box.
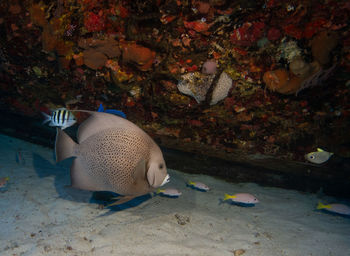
[305,148,333,164]
[317,202,350,216]
[156,188,182,197]
[224,193,259,204]
[187,181,209,191]
[0,177,9,188]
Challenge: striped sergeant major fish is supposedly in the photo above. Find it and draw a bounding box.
[42,108,77,130]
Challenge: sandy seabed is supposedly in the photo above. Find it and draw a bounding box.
[0,133,349,256]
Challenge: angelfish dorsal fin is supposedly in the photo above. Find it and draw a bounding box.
[76,111,124,143]
[317,148,324,152]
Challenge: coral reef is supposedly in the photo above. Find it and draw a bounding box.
[78,36,121,70]
[310,31,339,65]
[121,43,156,71]
[1,0,349,165]
[265,29,340,95]
[202,60,217,75]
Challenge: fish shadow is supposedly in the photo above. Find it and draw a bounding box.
[186,184,208,192]
[33,152,152,211]
[218,198,256,207]
[33,153,93,203]
[316,209,350,219]
[92,191,152,216]
[155,193,181,198]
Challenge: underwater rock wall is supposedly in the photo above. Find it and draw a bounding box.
[0,0,350,176]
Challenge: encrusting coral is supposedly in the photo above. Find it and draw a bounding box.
[78,36,121,70]
[264,30,338,95]
[263,61,321,95]
[310,30,339,66]
[121,43,156,71]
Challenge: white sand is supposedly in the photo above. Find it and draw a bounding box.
[0,133,349,256]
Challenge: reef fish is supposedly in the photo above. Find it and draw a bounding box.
[305,148,333,164]
[42,108,76,130]
[224,193,259,204]
[156,188,182,197]
[97,103,127,119]
[55,111,170,206]
[317,202,350,216]
[0,177,9,188]
[187,181,210,191]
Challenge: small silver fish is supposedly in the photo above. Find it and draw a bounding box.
[42,108,76,130]
[317,202,350,216]
[187,181,210,191]
[305,148,333,164]
[156,188,182,197]
[224,193,259,204]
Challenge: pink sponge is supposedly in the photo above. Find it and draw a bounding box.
[202,60,217,74]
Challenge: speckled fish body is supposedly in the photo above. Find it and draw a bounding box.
[187,181,210,191]
[55,111,170,205]
[305,148,333,164]
[42,108,76,130]
[224,193,259,204]
[156,188,182,197]
[317,202,350,216]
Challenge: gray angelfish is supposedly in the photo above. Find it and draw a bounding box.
[55,111,170,206]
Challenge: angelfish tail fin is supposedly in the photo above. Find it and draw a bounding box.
[55,128,77,162]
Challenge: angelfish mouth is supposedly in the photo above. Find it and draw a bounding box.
[160,174,170,186]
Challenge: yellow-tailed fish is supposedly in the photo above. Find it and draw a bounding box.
[317,202,350,216]
[224,193,259,204]
[187,181,209,191]
[156,188,182,197]
[305,148,333,164]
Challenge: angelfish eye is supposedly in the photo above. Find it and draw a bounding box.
[159,164,164,169]
[310,155,315,159]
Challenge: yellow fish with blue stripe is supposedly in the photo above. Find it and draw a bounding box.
[187,181,209,191]
[317,202,350,216]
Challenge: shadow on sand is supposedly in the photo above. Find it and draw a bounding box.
[32,152,151,213]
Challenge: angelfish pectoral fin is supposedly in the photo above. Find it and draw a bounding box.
[106,196,136,207]
[70,158,103,191]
